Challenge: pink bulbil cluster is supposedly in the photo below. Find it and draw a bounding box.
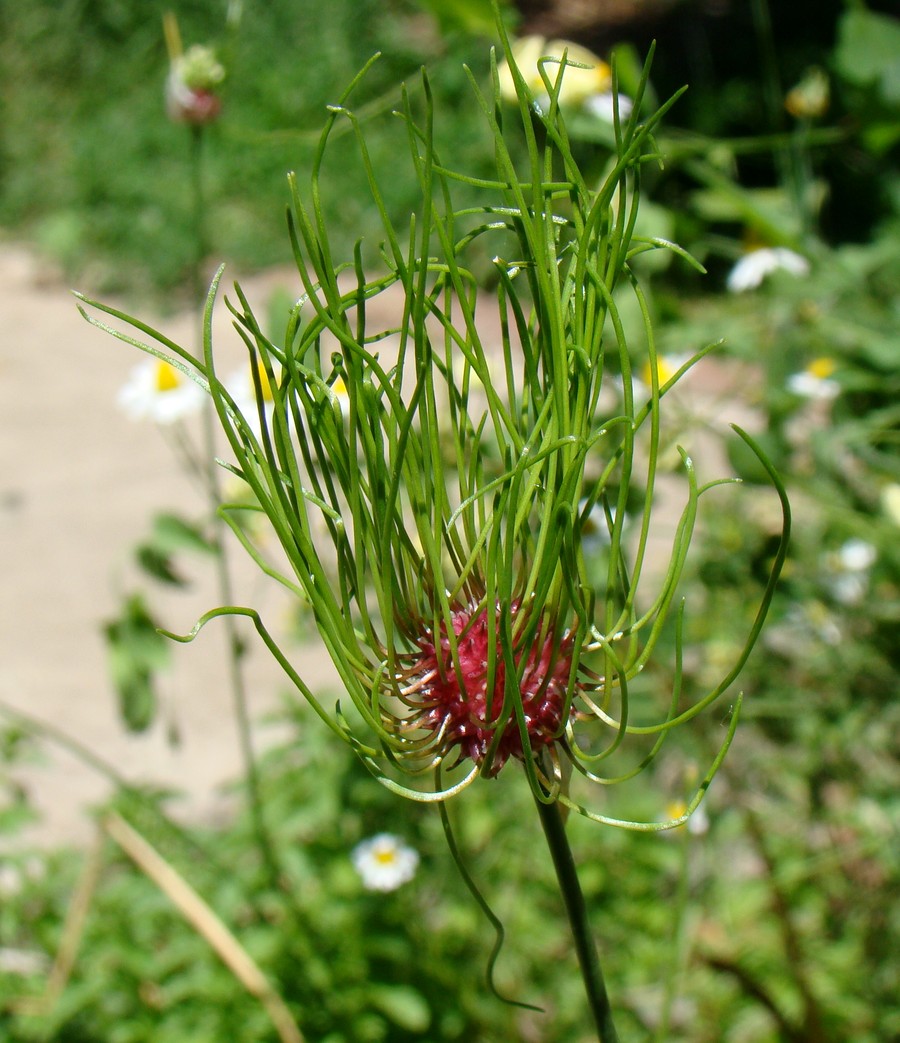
[402,601,575,776]
[166,78,222,125]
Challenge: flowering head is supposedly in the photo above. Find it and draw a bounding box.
[499,36,609,106]
[726,246,810,293]
[166,45,225,125]
[118,358,204,424]
[497,34,632,120]
[162,9,225,127]
[81,17,789,830]
[786,357,840,400]
[785,66,830,120]
[399,599,575,777]
[352,834,419,892]
[640,353,690,392]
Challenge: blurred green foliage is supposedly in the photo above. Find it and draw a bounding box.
[0,0,502,302]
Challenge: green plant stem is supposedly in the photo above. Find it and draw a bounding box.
[749,0,814,240]
[187,122,282,893]
[198,341,284,893]
[656,826,692,1041]
[189,126,207,306]
[534,793,619,1043]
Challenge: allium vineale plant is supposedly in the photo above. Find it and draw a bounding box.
[78,11,789,1038]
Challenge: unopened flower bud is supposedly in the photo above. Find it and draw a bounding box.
[785,66,829,120]
[166,45,225,125]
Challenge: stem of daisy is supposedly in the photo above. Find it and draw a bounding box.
[534,792,620,1043]
[189,125,207,306]
[202,400,283,892]
[188,122,282,893]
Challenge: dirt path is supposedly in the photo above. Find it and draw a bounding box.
[0,243,337,849]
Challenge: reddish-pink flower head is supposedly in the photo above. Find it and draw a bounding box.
[400,600,575,776]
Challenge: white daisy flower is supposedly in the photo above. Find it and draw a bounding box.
[498,36,631,119]
[330,374,351,413]
[229,357,293,441]
[584,90,634,122]
[838,538,877,573]
[786,372,840,400]
[117,358,205,424]
[229,363,351,441]
[787,357,840,400]
[0,947,50,976]
[726,247,810,293]
[351,833,419,892]
[824,538,877,605]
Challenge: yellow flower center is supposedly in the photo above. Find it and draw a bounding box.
[642,356,679,388]
[665,800,688,822]
[373,848,398,865]
[807,357,836,379]
[154,360,181,392]
[500,36,612,108]
[253,361,274,402]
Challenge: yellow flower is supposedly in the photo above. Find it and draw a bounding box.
[807,357,836,380]
[665,799,688,823]
[640,353,689,390]
[154,360,180,392]
[226,360,279,438]
[663,798,709,835]
[255,359,275,403]
[498,36,612,110]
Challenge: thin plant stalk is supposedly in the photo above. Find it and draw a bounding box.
[187,120,282,891]
[656,823,693,1041]
[106,812,305,1043]
[535,792,619,1043]
[189,125,208,306]
[749,0,815,240]
[10,828,106,1019]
